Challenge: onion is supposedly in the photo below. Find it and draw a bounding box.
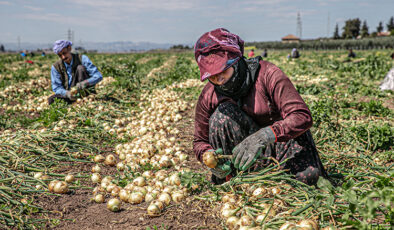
[94,154,105,163]
[155,170,167,181]
[91,173,102,183]
[107,198,121,212]
[169,174,181,186]
[64,174,75,183]
[297,219,319,230]
[124,183,134,191]
[116,162,125,171]
[279,222,297,230]
[119,189,130,202]
[271,187,281,195]
[134,186,147,196]
[145,193,157,203]
[179,153,188,162]
[106,183,116,193]
[53,181,69,194]
[221,208,237,218]
[142,170,154,179]
[104,154,116,166]
[226,216,239,229]
[48,180,59,192]
[171,191,184,203]
[133,176,146,187]
[102,176,113,184]
[158,192,171,206]
[129,192,144,204]
[92,165,102,173]
[252,187,266,197]
[239,215,254,227]
[222,203,235,211]
[262,206,276,217]
[34,172,43,179]
[222,194,236,203]
[202,151,218,168]
[151,200,165,211]
[111,186,121,197]
[147,203,161,216]
[162,186,173,194]
[93,194,105,203]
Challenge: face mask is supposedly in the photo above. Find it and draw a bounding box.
[214,62,243,95]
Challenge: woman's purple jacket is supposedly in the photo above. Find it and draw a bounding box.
[193,60,313,163]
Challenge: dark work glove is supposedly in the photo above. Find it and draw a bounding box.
[232,126,276,171]
[65,90,76,101]
[76,80,89,90]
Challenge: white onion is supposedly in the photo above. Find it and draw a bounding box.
[279,222,297,230]
[102,176,113,184]
[91,173,102,183]
[92,165,102,173]
[34,172,43,179]
[129,192,144,204]
[119,189,130,202]
[94,154,105,163]
[297,219,319,230]
[111,186,121,197]
[107,198,121,212]
[104,154,116,166]
[239,215,254,227]
[93,194,105,203]
[202,151,218,168]
[169,174,181,186]
[116,162,125,171]
[64,174,75,183]
[171,191,184,203]
[133,176,146,187]
[48,180,59,192]
[145,193,157,203]
[158,192,171,206]
[151,200,164,211]
[147,203,161,216]
[53,181,69,194]
[226,216,239,229]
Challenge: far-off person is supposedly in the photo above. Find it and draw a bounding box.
[261,49,268,58]
[48,40,103,105]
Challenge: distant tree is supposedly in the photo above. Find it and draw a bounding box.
[170,44,191,50]
[342,18,361,39]
[361,20,369,37]
[333,24,340,39]
[0,44,4,52]
[387,16,394,31]
[377,21,384,33]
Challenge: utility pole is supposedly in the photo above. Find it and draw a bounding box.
[296,12,302,39]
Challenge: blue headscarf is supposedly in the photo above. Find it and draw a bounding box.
[53,40,72,54]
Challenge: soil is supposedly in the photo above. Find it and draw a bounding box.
[32,106,222,230]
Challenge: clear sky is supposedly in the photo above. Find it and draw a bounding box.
[0,0,393,45]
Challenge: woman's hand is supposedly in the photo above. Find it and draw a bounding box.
[232,127,275,171]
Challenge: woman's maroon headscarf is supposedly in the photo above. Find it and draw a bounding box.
[194,28,244,81]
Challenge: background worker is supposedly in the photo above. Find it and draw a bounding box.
[291,48,300,58]
[248,49,255,58]
[48,40,103,105]
[348,49,356,58]
[261,49,268,58]
[193,28,327,185]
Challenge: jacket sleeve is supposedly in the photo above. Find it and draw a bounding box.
[265,64,313,142]
[81,55,103,85]
[51,65,67,96]
[193,89,214,163]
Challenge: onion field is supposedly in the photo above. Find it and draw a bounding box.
[0,50,393,230]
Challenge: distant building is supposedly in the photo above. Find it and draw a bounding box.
[281,34,300,43]
[377,31,391,37]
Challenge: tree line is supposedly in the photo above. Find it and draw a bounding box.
[335,16,394,39]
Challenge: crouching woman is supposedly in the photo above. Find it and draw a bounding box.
[193,28,327,185]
